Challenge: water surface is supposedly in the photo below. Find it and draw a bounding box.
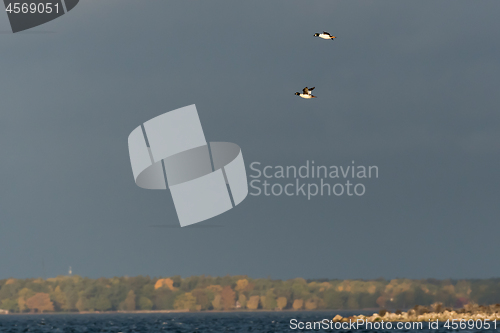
[0,311,497,332]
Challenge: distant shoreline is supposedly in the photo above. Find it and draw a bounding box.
[0,309,376,315]
[1,276,497,315]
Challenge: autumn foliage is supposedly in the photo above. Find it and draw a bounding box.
[221,286,235,310]
[0,276,496,313]
[154,278,176,290]
[25,293,54,313]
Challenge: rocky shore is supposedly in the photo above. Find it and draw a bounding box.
[333,303,500,322]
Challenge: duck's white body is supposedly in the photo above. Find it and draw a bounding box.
[318,33,333,39]
[295,87,316,99]
[314,32,336,40]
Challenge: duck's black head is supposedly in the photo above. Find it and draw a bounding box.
[314,33,319,37]
[295,92,300,95]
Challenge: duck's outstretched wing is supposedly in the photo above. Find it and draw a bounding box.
[323,31,330,35]
[302,87,309,94]
[309,87,315,91]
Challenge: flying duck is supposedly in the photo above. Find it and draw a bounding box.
[314,32,336,40]
[295,87,316,99]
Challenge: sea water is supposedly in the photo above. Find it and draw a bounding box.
[0,311,497,332]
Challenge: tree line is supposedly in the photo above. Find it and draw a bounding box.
[1,276,500,313]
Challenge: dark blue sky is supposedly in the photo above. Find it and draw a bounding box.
[1,0,499,280]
